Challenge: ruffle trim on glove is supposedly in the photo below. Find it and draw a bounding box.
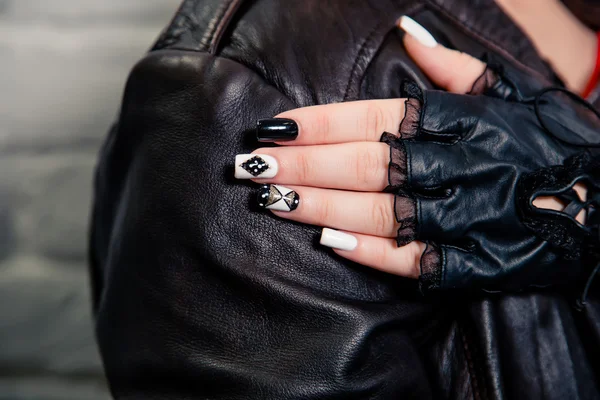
[379,81,423,248]
[468,54,523,101]
[380,80,444,292]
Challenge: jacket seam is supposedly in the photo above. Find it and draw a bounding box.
[343,19,386,101]
[346,3,424,101]
[200,0,245,53]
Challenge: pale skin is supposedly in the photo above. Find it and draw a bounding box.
[249,8,594,279]
[496,0,597,93]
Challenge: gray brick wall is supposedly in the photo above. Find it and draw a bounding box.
[0,1,181,398]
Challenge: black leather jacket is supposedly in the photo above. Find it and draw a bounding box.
[89,1,600,398]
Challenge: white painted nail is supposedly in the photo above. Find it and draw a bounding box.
[320,228,358,251]
[235,154,279,179]
[398,16,437,48]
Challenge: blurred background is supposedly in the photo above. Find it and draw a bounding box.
[0,0,180,398]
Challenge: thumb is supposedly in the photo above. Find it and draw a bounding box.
[398,16,486,94]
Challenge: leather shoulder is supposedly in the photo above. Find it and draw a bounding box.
[152,0,245,53]
[148,0,560,107]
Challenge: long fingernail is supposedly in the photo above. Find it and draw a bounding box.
[257,118,298,142]
[235,154,279,179]
[398,16,437,48]
[257,184,299,212]
[320,228,357,251]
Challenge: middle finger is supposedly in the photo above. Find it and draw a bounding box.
[236,142,389,191]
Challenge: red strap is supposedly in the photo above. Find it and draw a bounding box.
[581,31,600,99]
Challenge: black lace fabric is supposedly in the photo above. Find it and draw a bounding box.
[380,133,416,247]
[468,66,500,96]
[419,243,442,293]
[467,57,523,102]
[380,87,443,291]
[518,153,600,261]
[398,97,421,139]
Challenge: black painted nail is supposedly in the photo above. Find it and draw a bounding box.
[257,184,299,212]
[257,118,298,142]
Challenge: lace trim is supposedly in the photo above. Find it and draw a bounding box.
[380,133,415,246]
[468,66,500,96]
[419,242,443,293]
[517,152,600,262]
[380,81,443,291]
[468,54,523,101]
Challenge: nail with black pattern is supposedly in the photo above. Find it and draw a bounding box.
[235,154,278,179]
[257,184,299,212]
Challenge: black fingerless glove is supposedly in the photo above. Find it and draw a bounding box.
[382,72,600,296]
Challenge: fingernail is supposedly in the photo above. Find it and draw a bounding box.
[257,118,298,142]
[257,184,299,212]
[398,16,437,48]
[320,228,358,251]
[235,154,279,179]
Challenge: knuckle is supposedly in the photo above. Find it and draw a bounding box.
[364,103,390,138]
[311,109,331,143]
[354,148,384,187]
[370,199,394,237]
[295,151,313,183]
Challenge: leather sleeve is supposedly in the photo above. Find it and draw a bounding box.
[90,49,437,399]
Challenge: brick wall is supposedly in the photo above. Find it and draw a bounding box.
[0,1,181,398]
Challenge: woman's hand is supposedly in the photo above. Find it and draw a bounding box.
[234,17,599,292]
[235,20,491,280]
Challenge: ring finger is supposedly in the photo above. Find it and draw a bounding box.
[257,184,404,238]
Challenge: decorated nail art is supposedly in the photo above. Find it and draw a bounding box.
[257,184,299,212]
[235,154,279,179]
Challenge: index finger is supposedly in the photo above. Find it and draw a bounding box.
[257,99,406,145]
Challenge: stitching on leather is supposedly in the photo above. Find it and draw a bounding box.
[199,0,241,53]
[441,244,447,288]
[343,2,424,100]
[424,1,554,86]
[343,21,384,101]
[442,243,473,253]
[209,0,244,53]
[345,3,423,101]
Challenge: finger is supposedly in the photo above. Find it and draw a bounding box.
[319,228,424,279]
[533,182,588,224]
[398,16,486,94]
[260,98,405,145]
[262,185,399,238]
[241,142,389,191]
